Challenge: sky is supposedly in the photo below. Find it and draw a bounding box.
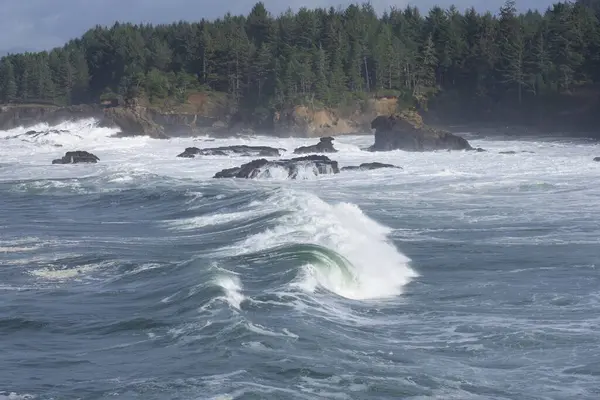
[0,0,555,54]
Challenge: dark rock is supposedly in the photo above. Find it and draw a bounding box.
[23,129,70,138]
[499,151,517,154]
[593,157,600,162]
[469,147,487,152]
[52,151,100,164]
[341,162,402,171]
[369,114,473,152]
[293,137,337,154]
[214,155,339,179]
[177,145,283,158]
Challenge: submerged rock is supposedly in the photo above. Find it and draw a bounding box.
[213,155,339,179]
[293,137,337,154]
[52,151,100,164]
[594,157,600,162]
[341,162,402,171]
[369,113,472,152]
[499,150,535,154]
[5,129,74,141]
[24,129,70,137]
[177,145,283,158]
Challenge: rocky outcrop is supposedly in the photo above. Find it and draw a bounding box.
[104,106,167,139]
[177,145,283,158]
[369,111,473,152]
[293,137,337,154]
[52,151,99,164]
[594,157,600,162]
[341,162,402,171]
[213,155,339,179]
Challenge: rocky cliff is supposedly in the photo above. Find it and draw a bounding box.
[0,104,104,130]
[0,103,223,139]
[0,95,406,138]
[273,97,402,137]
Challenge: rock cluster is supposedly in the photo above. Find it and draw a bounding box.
[213,155,339,179]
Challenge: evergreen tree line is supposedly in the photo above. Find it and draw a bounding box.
[1,0,600,119]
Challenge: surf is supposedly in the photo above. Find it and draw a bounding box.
[222,189,418,300]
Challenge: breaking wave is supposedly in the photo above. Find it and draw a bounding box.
[221,189,417,300]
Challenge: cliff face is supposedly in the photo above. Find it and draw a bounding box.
[273,106,359,137]
[273,97,402,137]
[0,104,105,130]
[0,95,404,138]
[0,102,227,138]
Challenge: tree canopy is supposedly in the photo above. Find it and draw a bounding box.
[0,0,599,120]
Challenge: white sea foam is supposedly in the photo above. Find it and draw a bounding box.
[28,261,113,281]
[165,209,259,231]
[0,392,35,400]
[213,275,245,310]
[0,246,40,253]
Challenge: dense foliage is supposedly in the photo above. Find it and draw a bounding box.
[1,0,599,119]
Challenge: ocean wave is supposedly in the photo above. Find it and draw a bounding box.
[218,189,417,300]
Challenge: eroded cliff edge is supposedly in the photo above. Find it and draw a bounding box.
[0,95,408,138]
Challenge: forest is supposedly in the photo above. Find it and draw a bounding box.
[1,0,600,125]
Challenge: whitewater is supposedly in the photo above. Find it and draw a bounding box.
[1,120,599,400]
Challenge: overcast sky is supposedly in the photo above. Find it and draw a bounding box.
[0,0,555,54]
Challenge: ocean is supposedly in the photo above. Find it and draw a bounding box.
[1,120,599,400]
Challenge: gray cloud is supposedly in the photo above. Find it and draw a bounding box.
[0,0,555,54]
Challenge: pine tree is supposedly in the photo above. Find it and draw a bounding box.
[1,59,18,102]
[498,0,527,104]
[313,44,329,102]
[59,51,75,104]
[416,34,438,97]
[246,2,273,49]
[71,49,90,104]
[18,64,29,102]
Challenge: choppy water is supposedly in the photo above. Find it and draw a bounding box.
[1,120,599,400]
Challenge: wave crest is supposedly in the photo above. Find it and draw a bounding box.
[227,190,418,300]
